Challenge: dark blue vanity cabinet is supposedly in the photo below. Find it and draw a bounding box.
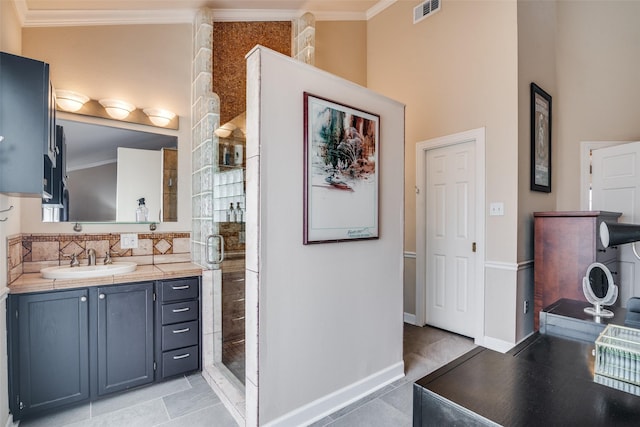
[43,125,68,210]
[95,282,155,396]
[7,277,201,421]
[7,289,90,419]
[156,277,201,379]
[0,52,56,197]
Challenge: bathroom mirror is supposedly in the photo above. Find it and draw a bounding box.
[42,119,178,223]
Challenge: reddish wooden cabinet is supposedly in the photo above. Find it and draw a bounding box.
[533,211,621,330]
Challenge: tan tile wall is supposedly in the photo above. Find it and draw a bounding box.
[7,232,191,284]
[7,235,22,285]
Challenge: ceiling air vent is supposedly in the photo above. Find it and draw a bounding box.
[414,0,441,24]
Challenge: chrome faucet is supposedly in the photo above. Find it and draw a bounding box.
[66,252,79,267]
[87,248,96,266]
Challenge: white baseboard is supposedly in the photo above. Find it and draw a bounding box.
[403,312,417,325]
[263,361,405,427]
[481,336,515,353]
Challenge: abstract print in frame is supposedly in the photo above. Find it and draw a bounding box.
[303,93,380,244]
[530,82,552,193]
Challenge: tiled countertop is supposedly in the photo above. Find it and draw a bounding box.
[8,262,204,294]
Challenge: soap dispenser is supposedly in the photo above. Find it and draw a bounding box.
[136,198,149,222]
[226,202,235,222]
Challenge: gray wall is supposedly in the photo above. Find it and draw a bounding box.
[247,47,406,425]
[68,163,117,222]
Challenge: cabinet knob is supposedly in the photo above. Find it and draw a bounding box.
[80,296,87,302]
[99,293,105,299]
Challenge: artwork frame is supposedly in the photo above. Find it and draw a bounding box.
[303,92,380,244]
[530,82,552,193]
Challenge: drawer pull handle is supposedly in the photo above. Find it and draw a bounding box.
[231,339,245,345]
[232,298,245,303]
[171,285,190,290]
[232,316,245,322]
[172,328,190,334]
[173,353,190,360]
[172,307,190,313]
[232,278,245,282]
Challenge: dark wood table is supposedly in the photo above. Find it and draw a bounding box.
[540,298,627,342]
[414,332,640,426]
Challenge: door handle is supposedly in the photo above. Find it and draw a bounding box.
[206,234,225,266]
[472,242,477,253]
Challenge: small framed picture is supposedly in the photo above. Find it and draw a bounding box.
[530,82,552,193]
[303,93,380,244]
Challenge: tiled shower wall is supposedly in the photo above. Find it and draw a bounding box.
[7,232,190,285]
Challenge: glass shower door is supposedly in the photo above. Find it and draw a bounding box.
[214,135,246,385]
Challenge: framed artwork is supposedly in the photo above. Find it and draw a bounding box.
[530,82,552,193]
[303,93,380,244]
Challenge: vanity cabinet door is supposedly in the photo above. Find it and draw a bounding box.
[8,289,89,420]
[96,282,154,396]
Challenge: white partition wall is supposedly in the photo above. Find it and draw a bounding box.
[246,46,405,426]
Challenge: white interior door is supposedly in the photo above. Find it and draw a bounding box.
[592,141,640,306]
[424,141,476,337]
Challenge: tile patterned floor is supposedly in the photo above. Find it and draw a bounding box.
[308,324,476,427]
[17,374,237,427]
[15,324,474,427]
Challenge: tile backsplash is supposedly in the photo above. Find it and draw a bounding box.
[7,232,191,285]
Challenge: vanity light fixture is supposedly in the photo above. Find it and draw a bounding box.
[143,108,176,127]
[98,98,136,120]
[214,122,237,138]
[55,90,89,112]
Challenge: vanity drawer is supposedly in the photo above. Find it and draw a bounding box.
[162,345,199,378]
[162,320,198,351]
[161,278,199,302]
[161,301,198,325]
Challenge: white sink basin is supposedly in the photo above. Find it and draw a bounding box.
[41,262,137,279]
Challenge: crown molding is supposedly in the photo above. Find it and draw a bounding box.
[366,0,397,20]
[19,8,197,27]
[13,0,395,26]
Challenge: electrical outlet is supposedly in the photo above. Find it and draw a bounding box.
[120,233,139,249]
[524,300,530,314]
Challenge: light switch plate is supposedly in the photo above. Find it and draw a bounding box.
[120,233,139,249]
[489,202,505,216]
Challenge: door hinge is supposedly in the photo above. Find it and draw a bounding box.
[153,361,157,371]
[153,292,156,302]
[18,396,23,410]
[472,242,477,253]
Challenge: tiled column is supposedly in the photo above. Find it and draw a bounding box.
[292,12,316,65]
[191,8,218,268]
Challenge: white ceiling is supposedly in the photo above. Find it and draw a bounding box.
[16,0,396,26]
